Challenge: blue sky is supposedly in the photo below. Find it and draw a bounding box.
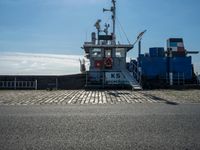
[0,0,200,73]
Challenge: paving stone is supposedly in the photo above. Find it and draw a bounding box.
[0,90,163,105]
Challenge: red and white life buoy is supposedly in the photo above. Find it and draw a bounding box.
[95,60,103,69]
[104,57,113,68]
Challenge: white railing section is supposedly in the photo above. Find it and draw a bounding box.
[0,80,37,90]
[164,73,185,85]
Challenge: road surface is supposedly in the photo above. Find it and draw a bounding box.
[0,104,200,150]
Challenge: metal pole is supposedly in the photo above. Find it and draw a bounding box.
[169,73,173,86]
[14,77,16,90]
[103,71,105,88]
[138,40,141,58]
[138,40,141,74]
[56,78,58,90]
[86,72,88,87]
[112,0,116,36]
[98,29,100,45]
[169,50,173,86]
[35,79,38,90]
[112,0,116,44]
[178,73,179,85]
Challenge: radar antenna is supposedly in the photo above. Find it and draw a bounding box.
[104,23,110,35]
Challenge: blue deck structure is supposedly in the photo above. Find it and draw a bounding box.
[170,57,193,80]
[140,57,167,79]
[132,38,199,87]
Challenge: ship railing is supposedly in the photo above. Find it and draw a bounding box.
[0,80,38,90]
[162,73,185,85]
[131,63,142,85]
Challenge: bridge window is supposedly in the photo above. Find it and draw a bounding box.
[105,49,112,58]
[116,48,125,57]
[92,48,102,58]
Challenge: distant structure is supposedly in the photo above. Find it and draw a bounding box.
[82,0,142,90]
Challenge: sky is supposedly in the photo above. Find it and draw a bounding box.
[0,0,200,74]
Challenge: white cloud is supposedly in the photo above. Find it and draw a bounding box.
[0,52,88,75]
[1,51,199,76]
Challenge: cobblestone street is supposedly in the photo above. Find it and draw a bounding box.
[0,90,164,105]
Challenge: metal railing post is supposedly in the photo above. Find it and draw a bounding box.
[86,71,88,87]
[56,78,58,90]
[14,77,16,90]
[178,72,180,85]
[35,79,38,90]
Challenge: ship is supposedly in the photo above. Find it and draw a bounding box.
[82,0,142,90]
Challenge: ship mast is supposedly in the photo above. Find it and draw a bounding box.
[103,0,116,44]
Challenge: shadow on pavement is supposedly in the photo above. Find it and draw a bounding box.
[107,91,130,97]
[141,93,179,105]
[108,91,179,105]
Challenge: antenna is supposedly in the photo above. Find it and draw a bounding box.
[94,19,101,31]
[103,0,116,44]
[104,23,110,35]
[94,19,102,44]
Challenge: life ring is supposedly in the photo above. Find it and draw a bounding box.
[95,60,103,69]
[104,57,113,68]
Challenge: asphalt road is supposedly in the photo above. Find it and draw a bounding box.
[0,104,200,150]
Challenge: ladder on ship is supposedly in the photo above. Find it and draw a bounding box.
[121,69,142,90]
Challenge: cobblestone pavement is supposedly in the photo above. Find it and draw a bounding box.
[0,90,167,105]
[141,90,200,104]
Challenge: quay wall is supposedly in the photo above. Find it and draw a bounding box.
[0,74,86,90]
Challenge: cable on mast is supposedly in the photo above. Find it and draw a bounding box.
[116,17,131,44]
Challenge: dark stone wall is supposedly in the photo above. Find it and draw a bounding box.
[0,74,86,90]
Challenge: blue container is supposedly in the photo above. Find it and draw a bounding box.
[149,48,158,57]
[140,52,193,80]
[149,47,165,57]
[158,48,165,57]
[140,57,167,79]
